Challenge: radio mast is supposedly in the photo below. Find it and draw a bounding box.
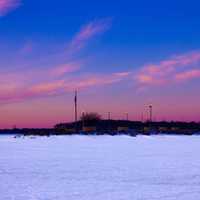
[74,90,78,123]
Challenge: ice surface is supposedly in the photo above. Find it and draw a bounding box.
[0,135,200,200]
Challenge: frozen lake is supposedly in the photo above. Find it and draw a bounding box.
[0,135,200,200]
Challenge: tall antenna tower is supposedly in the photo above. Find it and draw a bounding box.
[74,90,78,123]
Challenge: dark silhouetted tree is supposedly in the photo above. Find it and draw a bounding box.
[80,112,101,121]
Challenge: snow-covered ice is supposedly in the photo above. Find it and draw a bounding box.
[0,135,200,200]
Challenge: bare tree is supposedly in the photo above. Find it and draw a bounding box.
[80,112,101,122]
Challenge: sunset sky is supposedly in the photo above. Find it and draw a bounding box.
[0,0,200,128]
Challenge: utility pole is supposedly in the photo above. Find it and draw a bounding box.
[82,111,85,130]
[149,105,153,122]
[141,112,144,122]
[125,112,129,121]
[108,112,111,120]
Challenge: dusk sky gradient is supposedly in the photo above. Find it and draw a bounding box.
[0,0,200,128]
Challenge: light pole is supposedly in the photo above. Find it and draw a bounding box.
[149,105,153,122]
[82,111,85,129]
[141,112,144,122]
[108,112,111,120]
[125,112,129,121]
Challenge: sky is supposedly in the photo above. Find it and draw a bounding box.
[0,0,200,128]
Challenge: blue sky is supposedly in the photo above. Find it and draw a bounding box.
[0,0,200,127]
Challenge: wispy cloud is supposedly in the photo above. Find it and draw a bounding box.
[175,69,200,81]
[0,18,117,104]
[49,62,82,77]
[65,72,129,90]
[68,18,112,54]
[0,80,66,103]
[0,70,129,104]
[28,80,65,96]
[0,60,82,103]
[0,0,21,16]
[135,51,200,87]
[113,71,131,77]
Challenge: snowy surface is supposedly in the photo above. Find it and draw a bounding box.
[0,135,200,200]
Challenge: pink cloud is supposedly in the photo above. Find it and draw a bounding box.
[75,19,111,41]
[0,80,65,103]
[175,69,200,81]
[113,71,131,77]
[0,18,116,104]
[29,80,65,96]
[0,0,20,16]
[0,70,129,104]
[50,62,81,77]
[67,74,122,90]
[68,18,112,53]
[0,60,81,103]
[135,51,200,86]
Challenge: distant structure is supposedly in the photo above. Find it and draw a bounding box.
[141,112,144,122]
[108,112,111,120]
[149,105,153,122]
[82,111,85,127]
[125,112,129,121]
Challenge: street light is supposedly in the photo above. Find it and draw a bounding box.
[149,105,153,122]
[125,112,129,121]
[108,112,111,120]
